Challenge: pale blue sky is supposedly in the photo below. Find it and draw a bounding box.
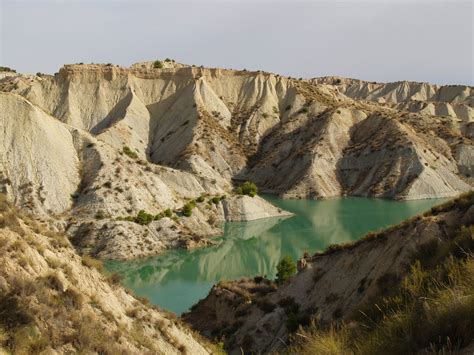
[1,0,472,84]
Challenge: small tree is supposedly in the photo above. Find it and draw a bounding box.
[276,256,296,284]
[153,60,163,69]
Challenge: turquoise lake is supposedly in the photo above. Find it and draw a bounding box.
[105,196,444,315]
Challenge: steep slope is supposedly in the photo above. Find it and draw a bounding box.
[184,192,474,354]
[0,93,81,215]
[0,195,211,354]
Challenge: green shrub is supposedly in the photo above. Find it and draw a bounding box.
[153,60,163,69]
[276,256,296,284]
[95,211,106,220]
[164,208,173,218]
[122,146,138,159]
[136,210,153,225]
[211,196,221,205]
[0,66,15,73]
[196,195,205,203]
[235,181,258,197]
[182,203,194,217]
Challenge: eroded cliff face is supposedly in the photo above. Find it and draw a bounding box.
[183,193,474,354]
[314,76,473,124]
[0,62,472,259]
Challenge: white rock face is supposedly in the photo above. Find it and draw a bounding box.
[0,93,80,214]
[222,195,292,222]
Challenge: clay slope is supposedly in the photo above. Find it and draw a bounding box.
[0,196,211,354]
[183,192,474,354]
[0,93,81,215]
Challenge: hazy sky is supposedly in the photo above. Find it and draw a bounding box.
[1,0,472,84]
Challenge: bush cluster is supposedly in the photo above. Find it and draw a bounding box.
[136,210,154,225]
[0,66,15,72]
[234,181,258,197]
[153,60,163,69]
[116,208,176,225]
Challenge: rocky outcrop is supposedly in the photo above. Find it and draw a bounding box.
[183,192,474,354]
[222,195,292,222]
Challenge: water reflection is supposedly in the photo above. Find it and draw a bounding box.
[106,196,444,314]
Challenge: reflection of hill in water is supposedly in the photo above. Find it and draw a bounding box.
[106,197,444,313]
[107,216,289,286]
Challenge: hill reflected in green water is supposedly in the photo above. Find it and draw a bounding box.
[106,196,445,314]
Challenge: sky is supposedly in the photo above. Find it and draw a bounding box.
[0,0,472,85]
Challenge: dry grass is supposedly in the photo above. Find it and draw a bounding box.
[81,255,104,272]
[288,224,474,355]
[0,192,202,354]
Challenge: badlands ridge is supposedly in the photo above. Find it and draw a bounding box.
[0,61,472,260]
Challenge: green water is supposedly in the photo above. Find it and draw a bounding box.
[106,196,444,315]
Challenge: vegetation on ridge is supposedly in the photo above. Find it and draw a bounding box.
[0,66,15,73]
[122,145,138,159]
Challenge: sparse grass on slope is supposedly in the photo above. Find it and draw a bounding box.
[0,194,212,354]
[287,223,474,355]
